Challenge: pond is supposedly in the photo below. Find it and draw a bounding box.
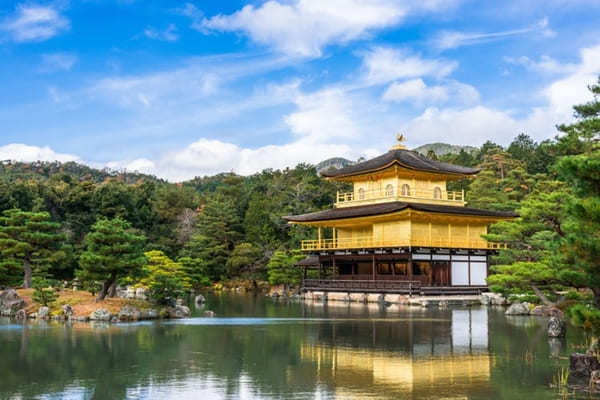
[0,293,590,399]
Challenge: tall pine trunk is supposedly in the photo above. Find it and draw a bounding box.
[23,258,32,289]
[593,287,600,309]
[107,282,117,298]
[97,273,116,302]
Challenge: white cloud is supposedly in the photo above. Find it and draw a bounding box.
[504,55,577,74]
[144,24,179,42]
[433,17,554,50]
[40,52,78,72]
[361,47,457,85]
[404,44,600,146]
[199,0,410,57]
[1,4,69,43]
[0,144,80,163]
[382,78,479,104]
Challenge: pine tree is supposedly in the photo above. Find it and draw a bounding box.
[183,194,242,280]
[77,218,146,301]
[0,209,65,288]
[267,250,304,291]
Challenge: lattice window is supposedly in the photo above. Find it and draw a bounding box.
[385,184,394,197]
[401,184,411,196]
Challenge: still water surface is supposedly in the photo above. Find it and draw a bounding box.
[0,293,589,399]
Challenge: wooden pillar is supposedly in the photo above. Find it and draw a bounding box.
[332,255,336,279]
[318,226,322,248]
[372,254,376,281]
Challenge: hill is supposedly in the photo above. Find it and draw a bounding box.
[315,157,354,174]
[413,143,478,157]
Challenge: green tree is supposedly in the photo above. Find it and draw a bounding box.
[141,250,189,305]
[226,242,264,279]
[0,209,65,288]
[32,277,59,307]
[556,151,600,306]
[267,250,304,291]
[183,194,242,280]
[178,256,211,289]
[78,218,146,301]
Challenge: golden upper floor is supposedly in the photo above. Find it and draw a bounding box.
[321,138,479,208]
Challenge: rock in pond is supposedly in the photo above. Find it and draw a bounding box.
[62,304,74,318]
[118,306,142,321]
[14,309,27,320]
[89,308,111,321]
[530,305,564,318]
[505,302,530,315]
[0,289,25,316]
[480,292,508,306]
[194,294,205,304]
[548,316,566,338]
[169,305,191,318]
[570,353,600,379]
[203,310,216,318]
[38,306,50,319]
[141,309,159,320]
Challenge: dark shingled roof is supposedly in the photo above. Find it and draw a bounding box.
[296,255,320,266]
[320,149,480,178]
[284,201,518,223]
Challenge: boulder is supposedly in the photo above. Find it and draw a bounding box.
[89,308,111,321]
[170,305,191,318]
[590,370,600,392]
[141,309,159,320]
[203,310,216,318]
[38,306,50,319]
[14,309,27,320]
[548,316,566,338]
[530,305,564,318]
[176,298,184,306]
[0,289,25,316]
[570,353,600,379]
[110,316,118,323]
[481,292,508,306]
[505,302,531,315]
[194,294,205,304]
[118,306,142,321]
[62,305,74,318]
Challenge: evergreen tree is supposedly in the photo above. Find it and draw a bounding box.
[78,217,146,301]
[183,194,242,280]
[178,256,211,289]
[141,250,189,305]
[226,242,264,279]
[0,209,64,288]
[267,250,304,291]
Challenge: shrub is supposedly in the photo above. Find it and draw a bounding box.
[32,277,59,307]
[147,271,185,305]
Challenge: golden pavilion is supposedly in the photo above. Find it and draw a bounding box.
[284,135,517,294]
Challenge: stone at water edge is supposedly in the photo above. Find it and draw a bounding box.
[0,289,26,316]
[14,309,27,320]
[62,305,74,318]
[590,370,600,391]
[89,308,111,321]
[194,294,205,304]
[570,353,600,379]
[530,305,564,318]
[203,310,216,318]
[118,306,142,321]
[38,306,50,319]
[141,309,159,320]
[548,316,566,338]
[505,302,531,315]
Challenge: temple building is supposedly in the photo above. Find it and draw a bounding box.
[284,136,517,295]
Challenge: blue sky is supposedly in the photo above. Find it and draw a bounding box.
[1,0,600,181]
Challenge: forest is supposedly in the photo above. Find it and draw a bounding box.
[0,78,599,329]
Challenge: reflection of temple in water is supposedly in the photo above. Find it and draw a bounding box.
[298,308,492,399]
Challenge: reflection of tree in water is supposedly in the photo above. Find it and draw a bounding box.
[0,296,589,400]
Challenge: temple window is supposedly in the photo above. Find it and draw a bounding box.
[401,184,411,196]
[433,187,442,199]
[385,184,394,197]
